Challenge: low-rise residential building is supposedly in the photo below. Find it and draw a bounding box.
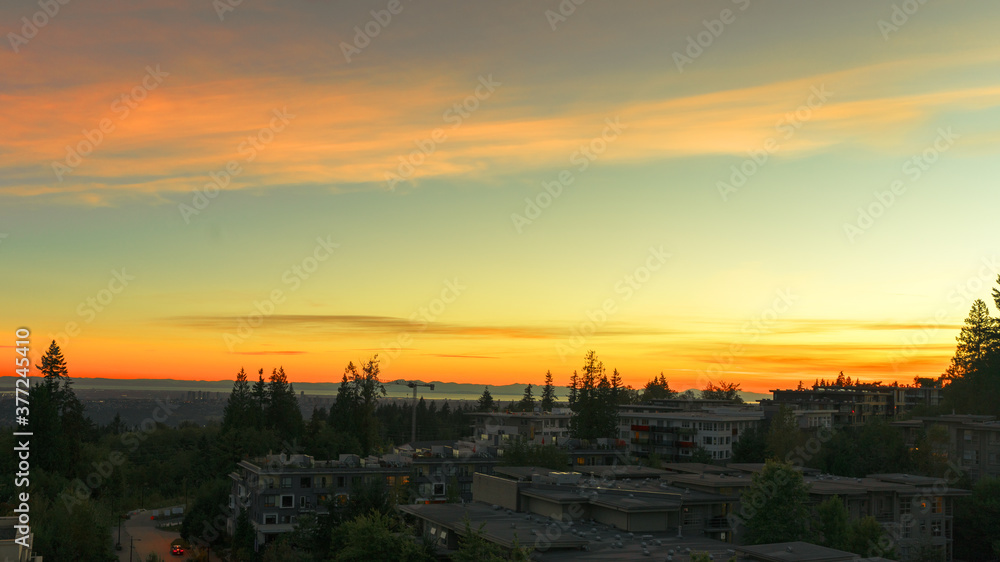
[468,408,573,446]
[0,517,38,562]
[770,386,894,426]
[659,463,969,562]
[889,382,943,415]
[619,405,764,462]
[737,541,890,562]
[566,440,631,469]
[807,473,968,562]
[474,466,739,540]
[770,383,942,427]
[407,442,499,502]
[399,500,737,561]
[892,414,1000,482]
[228,453,409,549]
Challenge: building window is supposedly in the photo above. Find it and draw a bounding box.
[300,496,307,508]
[337,476,345,488]
[281,495,294,508]
[281,477,292,488]
[264,513,277,525]
[264,495,277,508]
[300,477,311,488]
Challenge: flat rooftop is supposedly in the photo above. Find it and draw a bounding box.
[574,465,670,480]
[400,501,735,561]
[737,541,863,562]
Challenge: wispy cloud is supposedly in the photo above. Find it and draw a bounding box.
[232,350,307,356]
[168,314,679,340]
[4,36,998,201]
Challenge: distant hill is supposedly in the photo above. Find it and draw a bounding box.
[0,377,772,403]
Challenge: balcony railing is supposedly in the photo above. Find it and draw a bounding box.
[875,512,895,523]
[704,516,732,531]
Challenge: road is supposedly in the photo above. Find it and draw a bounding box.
[112,507,217,561]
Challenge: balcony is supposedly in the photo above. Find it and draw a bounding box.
[704,516,733,531]
[875,512,895,523]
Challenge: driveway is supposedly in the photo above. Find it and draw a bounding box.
[114,507,207,561]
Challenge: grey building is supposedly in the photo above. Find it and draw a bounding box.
[619,405,764,462]
[227,454,408,549]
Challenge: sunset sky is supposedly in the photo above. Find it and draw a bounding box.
[3,0,1000,393]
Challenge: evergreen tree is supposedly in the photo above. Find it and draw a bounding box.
[330,512,431,561]
[232,508,255,560]
[731,422,768,463]
[266,367,303,437]
[251,369,268,429]
[947,299,996,377]
[739,460,812,544]
[517,384,535,412]
[29,341,88,476]
[767,405,801,462]
[452,518,508,562]
[476,387,495,412]
[568,351,619,440]
[641,372,677,401]
[540,370,557,412]
[943,298,1000,415]
[954,476,1000,561]
[846,516,895,559]
[223,367,254,431]
[37,340,68,388]
[814,496,849,550]
[330,356,386,455]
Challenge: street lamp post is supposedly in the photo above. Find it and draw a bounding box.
[129,536,141,562]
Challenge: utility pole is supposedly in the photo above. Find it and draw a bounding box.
[393,380,435,444]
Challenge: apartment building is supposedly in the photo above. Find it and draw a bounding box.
[0,517,39,562]
[893,414,1000,482]
[469,467,740,540]
[770,386,893,426]
[407,443,499,502]
[619,404,764,462]
[467,408,573,446]
[658,462,969,562]
[770,383,942,427]
[228,453,409,549]
[808,472,968,562]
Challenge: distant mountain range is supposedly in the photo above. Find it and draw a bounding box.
[0,376,771,403]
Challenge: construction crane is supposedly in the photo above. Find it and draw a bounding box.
[392,379,435,445]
